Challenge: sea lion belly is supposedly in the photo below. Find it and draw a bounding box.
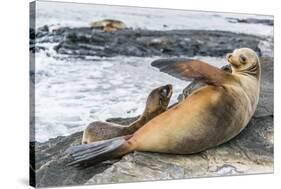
[131,85,251,154]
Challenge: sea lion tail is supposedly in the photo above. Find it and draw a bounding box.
[66,135,134,166]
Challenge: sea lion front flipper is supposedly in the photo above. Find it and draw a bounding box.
[151,58,231,86]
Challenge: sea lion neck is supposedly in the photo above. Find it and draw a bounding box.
[231,63,261,81]
[125,109,164,134]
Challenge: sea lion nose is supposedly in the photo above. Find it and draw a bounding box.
[163,84,173,98]
[161,88,168,97]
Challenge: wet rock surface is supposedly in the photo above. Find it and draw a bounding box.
[32,132,113,187]
[226,17,274,26]
[32,26,273,187]
[33,25,266,57]
[32,117,138,187]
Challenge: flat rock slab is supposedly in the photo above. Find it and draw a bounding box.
[32,131,112,187]
[32,117,138,187]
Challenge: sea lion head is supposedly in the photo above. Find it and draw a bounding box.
[145,84,173,115]
[226,48,260,78]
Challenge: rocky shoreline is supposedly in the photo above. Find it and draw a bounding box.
[226,17,274,26]
[31,25,271,58]
[31,27,273,187]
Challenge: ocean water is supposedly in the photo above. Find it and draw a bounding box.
[33,1,273,142]
[35,1,273,36]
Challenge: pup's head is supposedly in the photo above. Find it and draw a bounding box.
[145,84,173,115]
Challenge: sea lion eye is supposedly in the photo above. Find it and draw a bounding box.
[239,55,247,64]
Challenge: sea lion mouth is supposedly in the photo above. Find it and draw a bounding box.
[226,53,239,68]
[226,53,234,64]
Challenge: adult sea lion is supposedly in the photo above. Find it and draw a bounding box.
[89,19,127,32]
[67,48,261,166]
[82,84,173,144]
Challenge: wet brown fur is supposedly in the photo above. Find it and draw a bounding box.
[82,85,172,144]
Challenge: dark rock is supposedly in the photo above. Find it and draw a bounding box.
[33,131,113,187]
[39,25,49,32]
[226,17,273,26]
[29,45,46,53]
[33,27,265,57]
[36,25,50,38]
[33,116,139,187]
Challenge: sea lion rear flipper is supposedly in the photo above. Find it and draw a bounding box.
[66,136,132,167]
[152,58,231,86]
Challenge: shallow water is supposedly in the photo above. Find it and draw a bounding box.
[33,1,272,142]
[35,1,273,36]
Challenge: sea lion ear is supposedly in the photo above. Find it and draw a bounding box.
[151,58,231,86]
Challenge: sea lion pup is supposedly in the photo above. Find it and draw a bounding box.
[67,48,260,166]
[89,19,127,32]
[82,84,173,144]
